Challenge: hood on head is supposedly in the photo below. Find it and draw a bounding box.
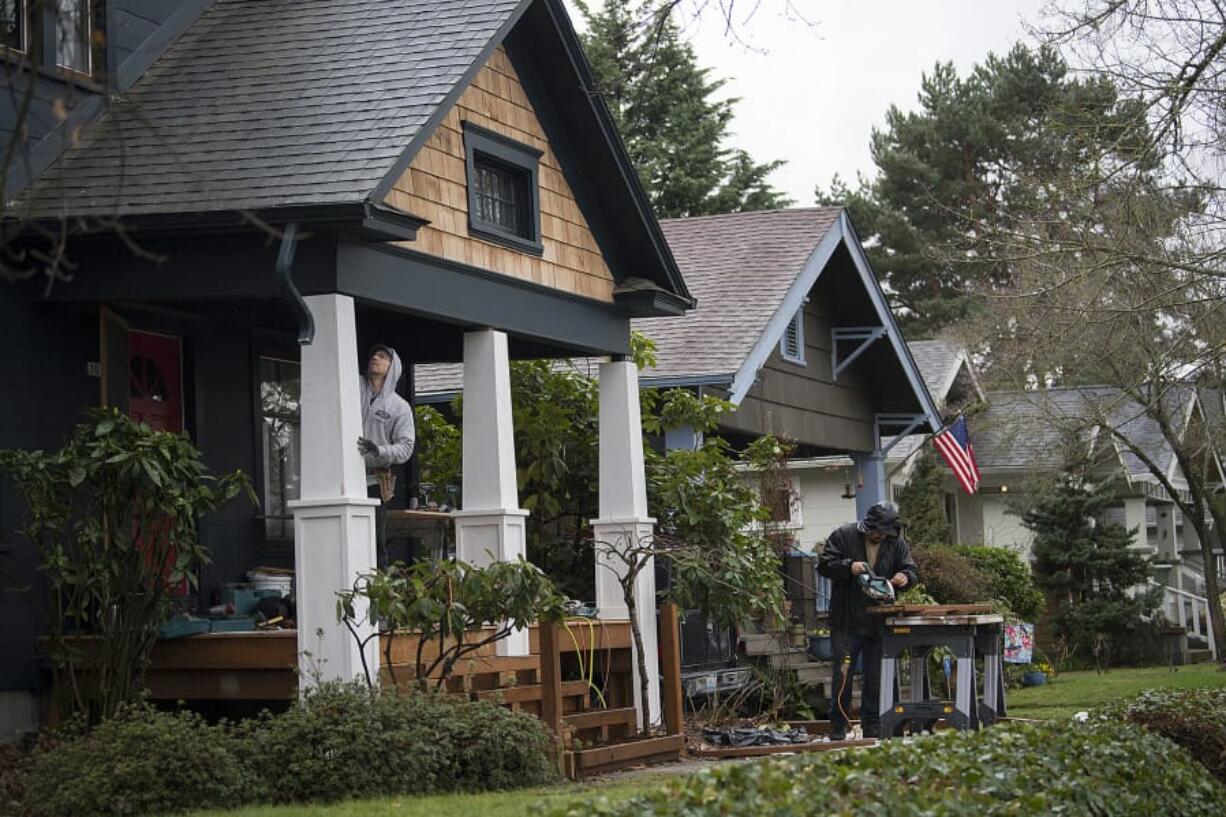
[369,343,403,391]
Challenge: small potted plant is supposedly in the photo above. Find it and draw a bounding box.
[1022,660,1052,686]
[808,626,832,661]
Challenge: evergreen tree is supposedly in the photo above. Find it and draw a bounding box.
[1022,463,1161,668]
[817,44,1156,338]
[897,446,951,548]
[578,0,791,217]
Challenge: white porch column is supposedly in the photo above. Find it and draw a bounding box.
[290,294,380,691]
[452,329,530,656]
[1154,502,1178,561]
[592,359,660,730]
[1123,497,1150,552]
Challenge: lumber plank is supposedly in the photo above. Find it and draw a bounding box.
[690,738,876,759]
[563,707,638,730]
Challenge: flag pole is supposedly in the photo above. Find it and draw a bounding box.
[884,404,979,483]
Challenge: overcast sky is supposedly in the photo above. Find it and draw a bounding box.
[627,0,1051,204]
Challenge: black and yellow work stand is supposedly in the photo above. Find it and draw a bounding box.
[874,611,1006,738]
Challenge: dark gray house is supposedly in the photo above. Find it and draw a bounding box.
[0,0,691,737]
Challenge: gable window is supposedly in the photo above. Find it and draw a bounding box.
[780,308,805,364]
[462,120,543,254]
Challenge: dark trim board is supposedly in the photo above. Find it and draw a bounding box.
[335,241,630,356]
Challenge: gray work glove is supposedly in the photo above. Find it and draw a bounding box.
[357,437,378,457]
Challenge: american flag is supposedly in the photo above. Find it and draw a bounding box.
[933,416,980,495]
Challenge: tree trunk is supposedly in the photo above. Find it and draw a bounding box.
[623,575,651,735]
[1199,505,1226,666]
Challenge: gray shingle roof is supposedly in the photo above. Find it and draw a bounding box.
[21,0,523,217]
[908,340,965,403]
[972,386,1187,478]
[636,208,843,382]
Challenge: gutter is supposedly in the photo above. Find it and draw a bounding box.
[275,223,314,345]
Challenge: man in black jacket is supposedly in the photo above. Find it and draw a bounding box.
[817,502,919,740]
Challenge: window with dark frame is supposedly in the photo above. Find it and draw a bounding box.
[1,0,25,52]
[259,357,301,541]
[462,120,543,254]
[2,0,102,77]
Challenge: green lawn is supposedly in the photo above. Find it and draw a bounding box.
[181,776,663,817]
[1008,664,1226,720]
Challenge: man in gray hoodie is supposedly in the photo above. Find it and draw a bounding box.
[356,342,415,497]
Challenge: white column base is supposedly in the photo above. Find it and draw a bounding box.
[592,517,660,730]
[454,508,530,656]
[291,496,381,691]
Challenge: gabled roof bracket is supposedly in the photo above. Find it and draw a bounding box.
[832,327,886,381]
[876,413,928,456]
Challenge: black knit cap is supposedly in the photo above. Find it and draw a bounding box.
[369,343,393,359]
[861,502,901,536]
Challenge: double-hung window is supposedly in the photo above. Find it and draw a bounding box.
[259,357,301,541]
[462,121,543,254]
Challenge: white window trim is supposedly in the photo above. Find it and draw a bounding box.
[779,308,805,365]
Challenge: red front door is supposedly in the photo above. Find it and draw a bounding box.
[126,331,186,595]
[128,331,183,433]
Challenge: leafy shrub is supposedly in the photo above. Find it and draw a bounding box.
[958,545,1045,621]
[542,721,1226,816]
[1099,687,1226,783]
[18,684,557,816]
[22,707,258,817]
[241,682,557,804]
[0,742,34,817]
[911,545,991,604]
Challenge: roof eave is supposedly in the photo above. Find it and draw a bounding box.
[15,201,427,242]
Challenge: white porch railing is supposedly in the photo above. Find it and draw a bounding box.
[1150,580,1217,661]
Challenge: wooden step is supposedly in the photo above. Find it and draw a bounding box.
[740,632,788,656]
[768,649,819,669]
[794,661,832,685]
[1189,648,1215,664]
[563,706,638,730]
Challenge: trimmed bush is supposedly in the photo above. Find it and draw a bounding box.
[542,721,1226,816]
[1100,687,1226,783]
[958,545,1045,621]
[21,707,257,817]
[18,684,558,816]
[911,545,990,605]
[241,682,558,803]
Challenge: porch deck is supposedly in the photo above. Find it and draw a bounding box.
[143,620,635,702]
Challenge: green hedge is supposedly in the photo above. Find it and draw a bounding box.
[1099,687,1226,783]
[19,684,558,817]
[542,721,1226,817]
[21,707,259,817]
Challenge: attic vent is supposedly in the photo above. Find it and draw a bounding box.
[780,309,805,365]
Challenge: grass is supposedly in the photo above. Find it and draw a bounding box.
[180,776,665,817]
[1008,663,1226,720]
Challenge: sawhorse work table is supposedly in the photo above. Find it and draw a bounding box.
[873,610,1007,738]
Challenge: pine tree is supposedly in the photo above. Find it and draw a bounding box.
[578,0,791,217]
[1022,463,1161,668]
[897,446,950,548]
[817,44,1157,339]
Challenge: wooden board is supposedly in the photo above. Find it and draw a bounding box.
[689,738,876,759]
[869,604,995,616]
[565,734,685,778]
